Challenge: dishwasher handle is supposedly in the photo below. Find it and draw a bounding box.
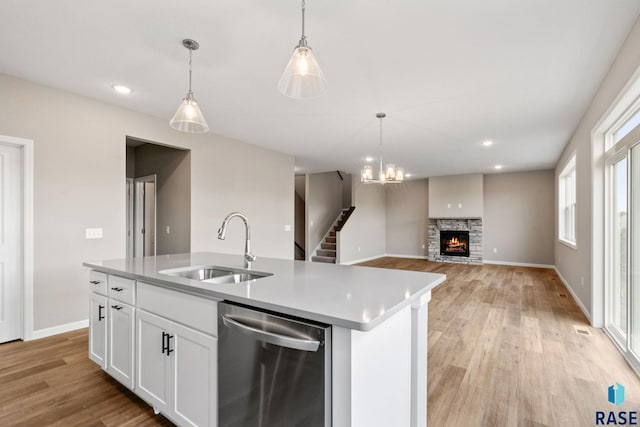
[221,314,321,352]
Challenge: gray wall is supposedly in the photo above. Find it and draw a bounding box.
[385,179,428,257]
[133,143,191,255]
[483,171,554,265]
[341,172,352,208]
[0,73,294,331]
[307,172,343,257]
[338,180,386,263]
[428,173,483,218]
[554,15,640,324]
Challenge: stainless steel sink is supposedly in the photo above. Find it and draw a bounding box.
[159,265,272,284]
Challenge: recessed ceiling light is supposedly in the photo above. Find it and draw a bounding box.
[111,84,133,95]
[365,157,373,162]
[494,164,503,170]
[405,173,412,178]
[482,140,494,147]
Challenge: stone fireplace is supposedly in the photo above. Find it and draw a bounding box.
[428,218,482,264]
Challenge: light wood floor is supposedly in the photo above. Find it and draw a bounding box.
[359,257,640,427]
[0,329,171,426]
[1,258,639,426]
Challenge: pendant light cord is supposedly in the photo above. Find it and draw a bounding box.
[301,0,306,39]
[379,115,384,178]
[188,48,193,97]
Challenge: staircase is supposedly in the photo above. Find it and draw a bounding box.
[311,207,355,264]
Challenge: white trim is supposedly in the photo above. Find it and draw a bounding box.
[590,64,640,329]
[28,319,89,341]
[383,254,429,260]
[0,135,34,341]
[340,254,385,265]
[558,239,577,250]
[484,260,554,269]
[554,267,593,325]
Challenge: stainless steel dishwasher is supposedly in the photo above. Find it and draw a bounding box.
[218,302,331,427]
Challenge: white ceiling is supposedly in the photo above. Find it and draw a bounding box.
[2,1,640,178]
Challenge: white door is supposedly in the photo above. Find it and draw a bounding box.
[0,144,22,343]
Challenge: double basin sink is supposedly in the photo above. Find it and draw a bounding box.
[159,265,272,285]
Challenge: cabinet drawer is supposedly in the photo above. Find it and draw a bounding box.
[108,275,136,305]
[89,271,108,295]
[137,282,218,337]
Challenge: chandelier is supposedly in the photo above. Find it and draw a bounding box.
[361,113,404,184]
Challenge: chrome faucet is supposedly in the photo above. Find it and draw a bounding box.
[217,212,256,268]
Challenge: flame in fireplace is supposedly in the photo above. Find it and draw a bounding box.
[444,236,467,253]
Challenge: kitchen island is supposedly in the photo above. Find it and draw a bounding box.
[84,252,445,427]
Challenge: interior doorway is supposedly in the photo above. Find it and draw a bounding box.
[0,141,23,342]
[130,174,157,257]
[126,137,191,257]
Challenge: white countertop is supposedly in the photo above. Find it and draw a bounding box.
[83,252,446,331]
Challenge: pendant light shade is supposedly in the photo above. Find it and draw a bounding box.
[170,93,208,133]
[278,0,327,99]
[170,39,209,133]
[361,113,405,184]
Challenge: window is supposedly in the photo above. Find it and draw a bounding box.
[559,154,576,246]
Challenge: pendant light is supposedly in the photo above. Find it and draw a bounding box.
[170,39,209,133]
[278,0,327,99]
[361,113,404,184]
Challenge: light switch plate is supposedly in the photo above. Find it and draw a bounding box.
[284,225,291,232]
[86,228,103,239]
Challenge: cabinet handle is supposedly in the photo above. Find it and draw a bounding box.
[161,331,168,354]
[110,287,124,292]
[166,334,174,356]
[98,305,104,321]
[111,305,123,311]
[90,280,101,285]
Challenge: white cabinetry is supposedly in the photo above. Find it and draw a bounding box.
[88,271,136,389]
[106,275,136,389]
[88,290,107,368]
[136,282,218,427]
[88,272,219,426]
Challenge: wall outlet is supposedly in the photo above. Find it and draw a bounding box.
[358,246,361,252]
[284,224,291,232]
[447,203,451,208]
[422,244,425,249]
[493,248,497,253]
[85,228,103,239]
[165,226,171,234]
[458,203,462,208]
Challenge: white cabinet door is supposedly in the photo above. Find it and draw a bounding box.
[108,302,135,389]
[89,293,107,368]
[137,309,218,427]
[172,322,217,427]
[136,310,173,414]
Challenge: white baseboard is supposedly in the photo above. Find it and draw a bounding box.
[554,267,593,325]
[484,259,555,269]
[340,254,385,265]
[27,319,89,341]
[383,253,429,260]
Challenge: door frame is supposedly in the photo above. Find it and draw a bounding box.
[0,135,34,341]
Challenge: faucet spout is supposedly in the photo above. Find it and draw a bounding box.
[217,212,256,268]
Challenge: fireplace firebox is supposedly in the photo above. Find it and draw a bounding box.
[440,230,470,257]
